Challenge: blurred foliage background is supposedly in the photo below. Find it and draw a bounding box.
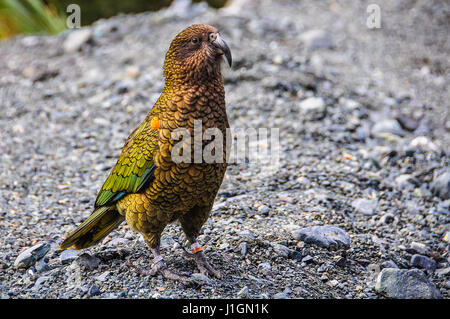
[0,0,227,39]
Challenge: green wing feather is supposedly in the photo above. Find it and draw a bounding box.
[94,119,158,208]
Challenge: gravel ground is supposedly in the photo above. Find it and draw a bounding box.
[0,0,449,299]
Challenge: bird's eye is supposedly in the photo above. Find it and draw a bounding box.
[192,37,199,44]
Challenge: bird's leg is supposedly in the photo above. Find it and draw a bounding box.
[187,238,222,279]
[179,206,222,279]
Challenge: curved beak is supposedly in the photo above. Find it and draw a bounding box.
[212,33,232,67]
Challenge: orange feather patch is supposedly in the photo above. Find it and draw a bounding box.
[151,117,159,130]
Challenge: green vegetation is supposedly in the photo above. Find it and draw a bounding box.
[0,0,228,40]
[0,0,67,39]
[48,0,173,26]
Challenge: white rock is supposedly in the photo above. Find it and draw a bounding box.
[272,55,284,65]
[63,29,92,53]
[93,271,110,282]
[257,205,270,215]
[299,97,326,113]
[299,29,333,49]
[395,174,415,190]
[351,198,378,216]
[409,136,439,152]
[339,97,361,109]
[371,119,404,137]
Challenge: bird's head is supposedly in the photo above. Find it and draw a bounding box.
[163,24,232,85]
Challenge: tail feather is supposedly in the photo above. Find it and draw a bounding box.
[60,206,125,250]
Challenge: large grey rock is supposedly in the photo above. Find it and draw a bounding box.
[292,225,350,250]
[14,243,50,269]
[257,205,270,215]
[430,171,450,200]
[375,268,441,299]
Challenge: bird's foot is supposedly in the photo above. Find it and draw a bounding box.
[181,242,222,279]
[194,251,222,279]
[188,243,221,279]
[126,255,193,286]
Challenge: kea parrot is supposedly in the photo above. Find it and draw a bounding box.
[60,24,232,283]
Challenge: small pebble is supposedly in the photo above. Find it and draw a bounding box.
[237,286,250,298]
[411,254,437,272]
[60,249,78,265]
[89,285,101,297]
